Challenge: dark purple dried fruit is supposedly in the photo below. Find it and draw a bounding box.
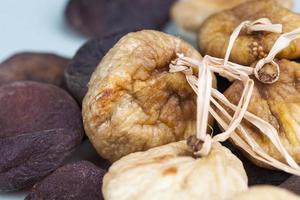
[65,0,176,37]
[0,52,70,88]
[65,30,128,102]
[280,176,300,195]
[25,161,105,200]
[0,81,84,191]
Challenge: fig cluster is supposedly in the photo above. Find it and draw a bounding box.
[3,0,300,199]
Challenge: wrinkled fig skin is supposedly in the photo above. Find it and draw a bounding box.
[0,52,69,87]
[65,30,129,103]
[65,0,176,37]
[198,0,300,66]
[0,81,84,191]
[230,186,300,200]
[171,0,293,34]
[280,176,300,195]
[83,30,217,162]
[222,59,300,167]
[103,142,248,200]
[25,161,105,200]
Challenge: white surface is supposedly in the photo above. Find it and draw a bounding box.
[0,0,87,62]
[0,0,300,200]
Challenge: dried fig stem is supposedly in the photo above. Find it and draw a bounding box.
[187,135,203,153]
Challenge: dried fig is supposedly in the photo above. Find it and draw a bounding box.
[231,186,300,200]
[103,141,248,200]
[82,30,217,162]
[171,0,293,34]
[221,59,300,167]
[0,52,69,87]
[0,81,84,191]
[198,0,300,65]
[280,176,300,195]
[65,0,176,37]
[25,161,105,200]
[65,30,129,103]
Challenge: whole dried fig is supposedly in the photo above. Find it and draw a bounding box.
[65,30,129,103]
[65,0,176,37]
[25,161,105,200]
[198,0,300,65]
[231,186,300,200]
[221,59,300,167]
[82,30,217,162]
[0,81,84,191]
[171,0,293,34]
[0,52,69,87]
[103,141,248,200]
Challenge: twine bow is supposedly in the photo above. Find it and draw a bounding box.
[170,18,300,175]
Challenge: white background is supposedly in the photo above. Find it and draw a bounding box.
[0,0,87,62]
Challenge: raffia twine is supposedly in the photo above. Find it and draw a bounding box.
[170,18,300,175]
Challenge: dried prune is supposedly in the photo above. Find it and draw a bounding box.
[82,30,217,162]
[65,30,129,103]
[65,0,176,37]
[171,0,293,34]
[25,161,105,200]
[103,141,247,200]
[280,176,300,195]
[231,186,300,200]
[0,52,70,87]
[220,59,300,167]
[198,0,300,65]
[0,81,84,191]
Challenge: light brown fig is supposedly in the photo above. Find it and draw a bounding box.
[222,59,300,167]
[198,0,300,65]
[82,30,216,162]
[230,186,300,200]
[103,141,248,200]
[171,0,293,34]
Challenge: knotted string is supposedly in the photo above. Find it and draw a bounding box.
[170,18,300,175]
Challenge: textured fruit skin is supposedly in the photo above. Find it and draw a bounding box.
[198,0,300,65]
[25,161,106,200]
[0,52,69,88]
[171,0,293,33]
[280,176,300,195]
[0,81,84,191]
[103,141,247,200]
[65,0,176,37]
[221,59,300,168]
[82,30,217,162]
[65,30,129,103]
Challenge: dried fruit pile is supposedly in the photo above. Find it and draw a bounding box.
[3,0,300,199]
